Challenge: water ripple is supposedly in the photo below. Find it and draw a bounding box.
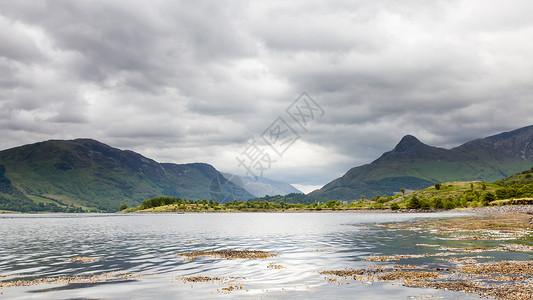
[0,212,493,299]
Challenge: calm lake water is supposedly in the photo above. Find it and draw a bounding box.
[0,212,518,299]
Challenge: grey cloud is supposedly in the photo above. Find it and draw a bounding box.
[0,18,44,63]
[1,0,533,187]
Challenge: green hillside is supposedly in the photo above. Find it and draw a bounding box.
[124,171,533,212]
[496,167,533,186]
[0,139,253,212]
[309,126,533,201]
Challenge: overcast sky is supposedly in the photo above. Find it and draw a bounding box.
[1,1,533,193]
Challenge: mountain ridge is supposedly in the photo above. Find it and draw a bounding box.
[221,173,303,197]
[0,139,254,212]
[2,124,533,210]
[309,125,533,201]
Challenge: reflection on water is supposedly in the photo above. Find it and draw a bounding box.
[0,213,495,299]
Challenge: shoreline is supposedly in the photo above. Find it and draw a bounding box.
[4,205,531,215]
[127,205,533,215]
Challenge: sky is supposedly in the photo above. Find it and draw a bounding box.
[1,0,533,193]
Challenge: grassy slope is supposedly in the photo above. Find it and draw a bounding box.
[311,156,533,201]
[125,167,533,213]
[495,167,533,186]
[0,140,253,212]
[0,141,162,211]
[310,125,533,201]
[123,181,496,212]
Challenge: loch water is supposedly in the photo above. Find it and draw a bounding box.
[0,212,518,299]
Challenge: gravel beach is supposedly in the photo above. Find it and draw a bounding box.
[461,204,533,214]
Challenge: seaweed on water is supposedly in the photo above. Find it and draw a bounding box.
[178,250,278,260]
[0,272,154,288]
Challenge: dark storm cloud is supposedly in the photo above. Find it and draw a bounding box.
[1,0,533,191]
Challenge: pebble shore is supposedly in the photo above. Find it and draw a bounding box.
[461,204,533,214]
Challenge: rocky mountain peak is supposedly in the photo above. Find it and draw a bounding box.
[393,135,425,153]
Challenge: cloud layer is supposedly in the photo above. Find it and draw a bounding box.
[1,0,533,191]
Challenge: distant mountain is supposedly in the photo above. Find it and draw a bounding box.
[0,139,253,212]
[309,125,533,201]
[221,173,303,197]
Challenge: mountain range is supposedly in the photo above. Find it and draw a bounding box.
[2,124,533,212]
[0,139,256,212]
[309,125,533,201]
[222,173,302,198]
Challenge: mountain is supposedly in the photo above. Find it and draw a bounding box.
[221,173,303,197]
[0,139,254,212]
[309,125,533,201]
